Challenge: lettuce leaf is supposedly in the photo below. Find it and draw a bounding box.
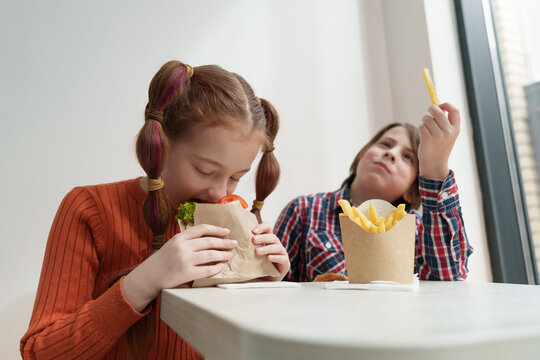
[175,201,196,225]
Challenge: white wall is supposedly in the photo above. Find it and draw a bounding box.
[0,0,491,358]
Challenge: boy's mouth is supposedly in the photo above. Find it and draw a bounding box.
[374,162,391,174]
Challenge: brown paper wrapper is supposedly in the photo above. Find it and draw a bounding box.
[189,203,280,287]
[339,199,415,284]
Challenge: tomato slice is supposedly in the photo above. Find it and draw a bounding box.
[217,194,248,209]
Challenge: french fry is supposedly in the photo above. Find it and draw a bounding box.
[422,68,440,105]
[338,199,354,219]
[360,212,372,228]
[339,200,372,232]
[385,213,395,229]
[369,203,378,225]
[395,209,406,222]
[338,200,407,234]
[352,207,371,229]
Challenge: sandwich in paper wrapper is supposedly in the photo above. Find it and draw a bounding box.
[339,199,416,284]
[176,196,280,287]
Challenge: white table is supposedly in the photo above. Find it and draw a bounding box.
[160,281,540,360]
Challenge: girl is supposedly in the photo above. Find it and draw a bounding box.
[20,61,290,359]
[274,103,473,282]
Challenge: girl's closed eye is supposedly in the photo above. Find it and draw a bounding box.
[195,167,214,176]
[230,169,250,183]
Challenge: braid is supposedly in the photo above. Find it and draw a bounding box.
[251,98,281,223]
[136,62,192,248]
[136,116,170,248]
[126,62,280,359]
[129,61,192,360]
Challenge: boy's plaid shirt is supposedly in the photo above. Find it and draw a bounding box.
[274,171,473,282]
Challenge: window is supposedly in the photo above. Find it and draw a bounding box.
[455,0,539,284]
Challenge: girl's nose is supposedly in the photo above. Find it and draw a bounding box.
[206,182,228,203]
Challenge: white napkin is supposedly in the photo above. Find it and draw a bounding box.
[325,277,419,291]
[217,281,302,289]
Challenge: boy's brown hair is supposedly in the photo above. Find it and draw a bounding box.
[341,123,421,210]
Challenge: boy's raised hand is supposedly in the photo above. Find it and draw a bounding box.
[251,222,290,281]
[417,102,461,180]
[122,224,236,312]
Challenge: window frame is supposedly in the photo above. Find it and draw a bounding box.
[454,0,538,284]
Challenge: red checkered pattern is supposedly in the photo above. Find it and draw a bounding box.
[274,171,473,282]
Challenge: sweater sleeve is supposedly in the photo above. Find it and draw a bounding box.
[274,198,305,282]
[414,171,474,281]
[20,187,150,360]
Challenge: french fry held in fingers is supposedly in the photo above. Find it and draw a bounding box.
[422,68,440,106]
[338,200,407,233]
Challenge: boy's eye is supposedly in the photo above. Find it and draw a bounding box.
[403,154,413,163]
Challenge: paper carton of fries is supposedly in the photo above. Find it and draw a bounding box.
[338,199,415,284]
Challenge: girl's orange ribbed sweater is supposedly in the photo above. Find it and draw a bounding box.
[20,178,203,360]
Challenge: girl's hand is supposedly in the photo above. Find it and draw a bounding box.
[251,222,290,281]
[122,224,237,312]
[417,102,461,180]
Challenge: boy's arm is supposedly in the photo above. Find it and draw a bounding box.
[414,171,474,280]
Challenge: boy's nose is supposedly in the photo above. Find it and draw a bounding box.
[384,151,396,162]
